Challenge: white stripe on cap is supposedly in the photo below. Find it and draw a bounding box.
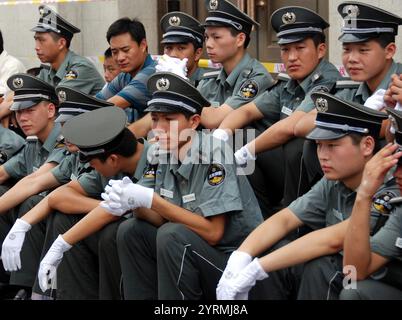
[36,22,61,34]
[147,98,197,113]
[315,120,369,134]
[205,17,243,30]
[341,27,395,34]
[14,93,51,101]
[163,31,202,44]
[58,107,91,114]
[277,27,323,38]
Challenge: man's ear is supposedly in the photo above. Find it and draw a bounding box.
[361,135,376,157]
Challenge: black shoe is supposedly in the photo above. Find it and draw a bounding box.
[13,288,31,300]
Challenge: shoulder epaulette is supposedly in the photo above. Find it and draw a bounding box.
[277,73,291,82]
[26,136,38,142]
[202,70,220,79]
[336,79,361,89]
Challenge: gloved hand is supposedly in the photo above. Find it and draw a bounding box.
[156,54,188,79]
[38,235,72,292]
[234,145,256,167]
[217,258,268,300]
[216,251,252,300]
[364,89,386,111]
[100,176,154,216]
[1,219,31,271]
[212,129,230,142]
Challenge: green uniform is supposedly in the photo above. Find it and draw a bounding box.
[303,61,402,191]
[42,140,150,300]
[51,152,92,185]
[189,67,211,88]
[3,123,65,179]
[0,124,25,165]
[249,59,342,217]
[197,53,274,110]
[117,132,263,299]
[258,175,400,300]
[38,50,105,96]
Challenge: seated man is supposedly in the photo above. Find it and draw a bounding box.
[103,47,121,84]
[216,92,400,300]
[31,107,149,299]
[39,72,263,300]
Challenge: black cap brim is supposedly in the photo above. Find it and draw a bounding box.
[306,127,348,141]
[161,36,193,44]
[31,26,54,33]
[338,33,371,43]
[10,100,37,111]
[278,35,306,45]
[144,104,184,114]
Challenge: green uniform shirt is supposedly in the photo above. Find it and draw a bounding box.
[197,53,275,109]
[78,139,150,199]
[288,176,398,231]
[189,67,212,88]
[0,124,25,163]
[3,123,65,179]
[255,59,341,127]
[334,61,402,104]
[51,152,93,185]
[38,50,105,95]
[139,132,263,252]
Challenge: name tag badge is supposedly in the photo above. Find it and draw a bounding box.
[211,101,220,108]
[70,173,77,181]
[281,106,293,116]
[182,193,196,204]
[160,188,174,199]
[333,209,343,221]
[395,237,402,249]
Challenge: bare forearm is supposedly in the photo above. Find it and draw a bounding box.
[48,187,100,214]
[62,206,119,245]
[134,207,166,227]
[260,221,347,272]
[294,112,316,137]
[239,209,302,257]
[201,104,233,129]
[343,194,372,276]
[218,104,258,133]
[21,197,53,225]
[251,124,293,154]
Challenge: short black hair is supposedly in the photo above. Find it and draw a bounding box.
[229,28,250,48]
[104,47,112,58]
[85,128,137,163]
[49,31,71,49]
[309,33,327,47]
[106,18,146,45]
[0,30,4,54]
[372,34,396,48]
[349,133,381,154]
[27,67,42,77]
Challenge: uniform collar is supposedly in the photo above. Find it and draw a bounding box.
[285,59,327,94]
[42,122,62,152]
[54,50,74,80]
[217,53,252,87]
[356,60,399,101]
[133,138,149,182]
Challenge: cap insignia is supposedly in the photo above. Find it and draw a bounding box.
[156,78,170,91]
[209,0,219,11]
[58,90,67,103]
[169,16,181,27]
[12,78,24,89]
[282,12,296,25]
[316,98,329,113]
[343,5,360,18]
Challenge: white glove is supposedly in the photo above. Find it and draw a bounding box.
[100,176,154,216]
[364,89,386,111]
[234,145,256,167]
[213,129,230,142]
[156,54,188,79]
[1,219,31,271]
[217,251,252,300]
[38,235,72,293]
[217,258,268,300]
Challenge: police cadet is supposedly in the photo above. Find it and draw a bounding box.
[96,18,156,124]
[160,11,206,87]
[216,92,402,300]
[0,74,65,297]
[0,124,24,166]
[216,6,341,216]
[339,108,402,300]
[32,5,105,95]
[0,87,113,299]
[36,107,150,299]
[197,0,274,129]
[297,2,402,190]
[85,72,264,300]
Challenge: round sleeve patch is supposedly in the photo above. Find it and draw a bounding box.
[65,70,78,80]
[207,163,226,186]
[239,80,259,99]
[143,164,157,179]
[372,192,396,215]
